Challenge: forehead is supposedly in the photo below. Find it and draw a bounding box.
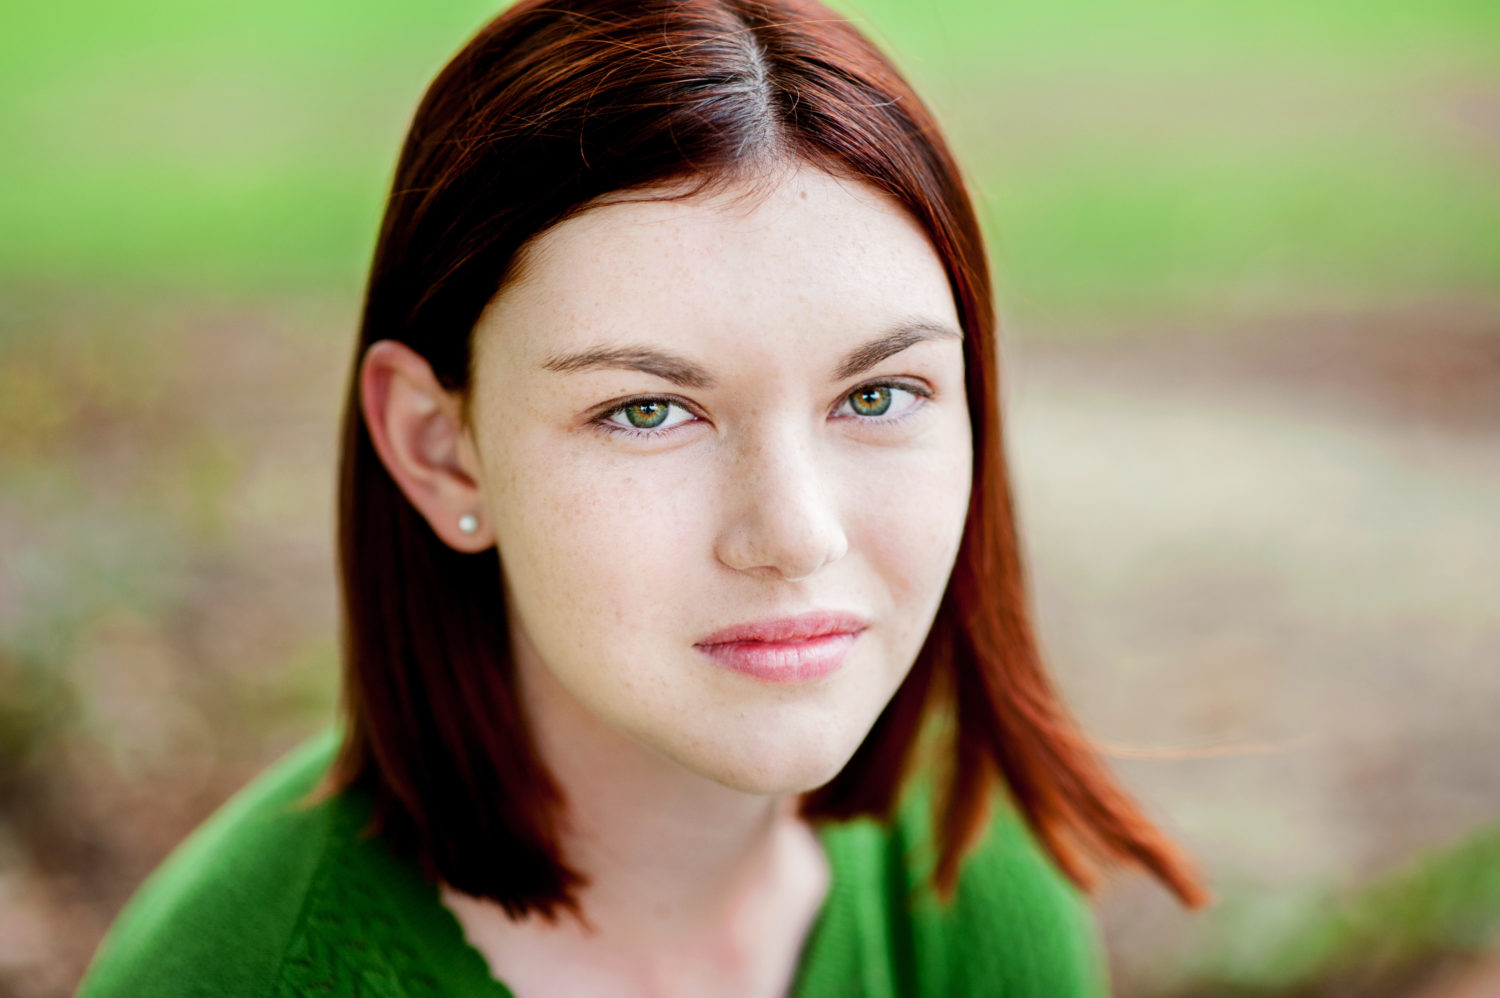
[472,165,958,364]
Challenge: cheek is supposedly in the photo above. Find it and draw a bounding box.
[855,424,973,597]
[485,437,714,655]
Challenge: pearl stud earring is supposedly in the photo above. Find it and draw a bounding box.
[457,513,479,535]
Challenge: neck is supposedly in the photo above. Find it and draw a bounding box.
[521,645,799,944]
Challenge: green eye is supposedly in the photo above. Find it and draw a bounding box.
[623,400,670,428]
[849,385,893,416]
[598,397,697,436]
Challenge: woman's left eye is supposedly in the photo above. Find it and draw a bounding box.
[833,383,927,421]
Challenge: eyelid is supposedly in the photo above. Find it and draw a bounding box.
[845,375,932,398]
[591,392,700,421]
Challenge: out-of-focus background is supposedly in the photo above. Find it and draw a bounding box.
[1,0,1496,995]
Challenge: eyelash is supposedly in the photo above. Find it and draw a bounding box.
[592,380,934,441]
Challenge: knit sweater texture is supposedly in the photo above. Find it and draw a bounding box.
[76,730,1109,996]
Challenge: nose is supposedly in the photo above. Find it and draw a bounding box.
[713,429,849,582]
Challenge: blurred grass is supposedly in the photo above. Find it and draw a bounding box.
[2,0,1496,318]
[1177,822,1500,996]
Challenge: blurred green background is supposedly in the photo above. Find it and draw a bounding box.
[1,1,1497,995]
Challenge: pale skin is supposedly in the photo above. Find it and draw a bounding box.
[360,163,974,997]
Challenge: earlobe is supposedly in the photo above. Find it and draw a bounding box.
[359,340,494,552]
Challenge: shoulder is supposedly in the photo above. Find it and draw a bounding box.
[75,731,351,997]
[890,780,1110,997]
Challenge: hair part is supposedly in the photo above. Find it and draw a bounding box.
[330,0,1208,922]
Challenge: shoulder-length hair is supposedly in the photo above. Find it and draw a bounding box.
[329,0,1207,920]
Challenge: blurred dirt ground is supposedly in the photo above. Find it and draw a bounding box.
[1007,307,1500,994]
[1,290,1495,997]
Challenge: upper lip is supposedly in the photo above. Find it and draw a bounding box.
[695,611,869,646]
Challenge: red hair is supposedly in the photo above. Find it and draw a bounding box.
[330,0,1208,920]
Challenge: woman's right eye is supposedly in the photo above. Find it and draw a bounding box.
[597,398,698,436]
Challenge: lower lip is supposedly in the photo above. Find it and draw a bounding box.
[696,632,860,683]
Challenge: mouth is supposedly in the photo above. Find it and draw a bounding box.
[694,611,868,683]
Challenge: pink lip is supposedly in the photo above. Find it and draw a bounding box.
[695,611,867,683]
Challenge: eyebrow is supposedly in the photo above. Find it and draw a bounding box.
[539,318,962,388]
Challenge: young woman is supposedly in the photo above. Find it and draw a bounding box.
[77,0,1206,994]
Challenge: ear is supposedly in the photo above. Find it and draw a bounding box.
[359,339,493,552]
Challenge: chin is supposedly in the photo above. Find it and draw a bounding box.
[676,717,870,797]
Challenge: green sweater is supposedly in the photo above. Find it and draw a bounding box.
[76,731,1108,996]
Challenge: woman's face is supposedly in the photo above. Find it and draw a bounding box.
[465,164,972,795]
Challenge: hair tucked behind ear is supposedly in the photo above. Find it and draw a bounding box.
[328,0,1208,920]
